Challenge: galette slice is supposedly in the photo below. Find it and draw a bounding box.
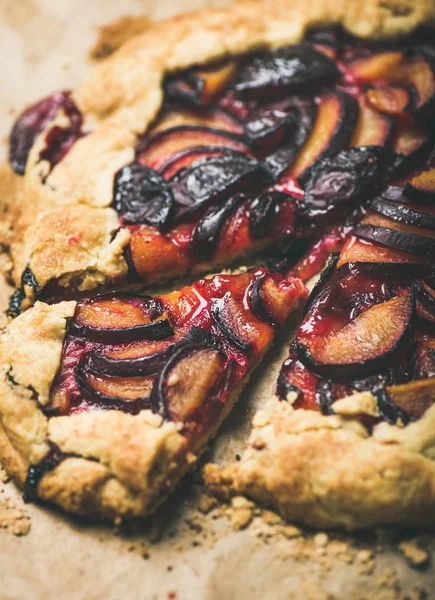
[9,25,435,312]
[0,268,306,519]
[205,173,435,530]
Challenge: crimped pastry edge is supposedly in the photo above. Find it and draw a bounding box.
[204,400,435,530]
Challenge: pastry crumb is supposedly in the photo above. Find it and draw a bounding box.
[399,540,430,568]
[0,497,31,536]
[227,496,255,530]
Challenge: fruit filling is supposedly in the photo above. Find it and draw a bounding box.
[10,28,435,293]
[49,270,306,446]
[277,162,435,425]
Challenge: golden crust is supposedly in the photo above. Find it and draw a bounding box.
[11,0,435,292]
[204,401,435,529]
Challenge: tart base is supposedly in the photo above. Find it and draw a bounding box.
[204,401,435,530]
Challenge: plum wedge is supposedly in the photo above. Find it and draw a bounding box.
[297,293,413,378]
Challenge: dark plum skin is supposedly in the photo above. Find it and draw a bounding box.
[301,146,402,214]
[370,197,435,230]
[248,191,292,240]
[114,164,174,229]
[264,97,317,179]
[315,379,335,415]
[170,153,272,221]
[69,316,174,344]
[24,444,67,502]
[192,194,244,261]
[244,108,294,147]
[9,91,77,175]
[234,45,340,99]
[354,224,435,258]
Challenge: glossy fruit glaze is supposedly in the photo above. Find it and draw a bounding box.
[48,269,306,442]
[278,158,435,425]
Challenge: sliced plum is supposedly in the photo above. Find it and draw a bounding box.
[355,213,435,259]
[234,45,340,100]
[170,153,271,221]
[37,95,84,177]
[159,146,233,181]
[304,28,340,60]
[338,235,431,268]
[393,115,432,167]
[244,108,294,151]
[302,254,339,318]
[366,86,410,115]
[249,272,302,325]
[302,147,399,214]
[192,194,244,261]
[248,191,293,240]
[416,280,435,323]
[346,51,404,83]
[291,91,359,182]
[315,379,335,415]
[404,167,435,204]
[76,364,152,413]
[370,197,435,230]
[211,291,274,354]
[151,344,226,421]
[387,52,435,115]
[384,378,435,418]
[350,95,394,147]
[70,296,174,343]
[9,91,74,175]
[297,293,413,378]
[264,97,317,179]
[165,61,238,106]
[128,225,191,281]
[86,326,210,377]
[136,126,249,171]
[152,106,244,136]
[114,163,173,228]
[276,356,319,410]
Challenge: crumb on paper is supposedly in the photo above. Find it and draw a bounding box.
[0,464,11,484]
[198,495,218,515]
[399,540,430,568]
[0,497,31,536]
[89,15,153,61]
[226,496,255,530]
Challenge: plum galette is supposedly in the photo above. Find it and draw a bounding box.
[1,0,435,525]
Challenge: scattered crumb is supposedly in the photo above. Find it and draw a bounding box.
[0,464,11,484]
[198,495,218,515]
[89,15,152,61]
[0,497,31,536]
[282,525,303,539]
[376,565,400,593]
[399,540,430,568]
[227,496,255,530]
[313,532,329,548]
[356,549,375,575]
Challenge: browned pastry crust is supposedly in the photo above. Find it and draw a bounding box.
[204,401,435,530]
[11,0,435,298]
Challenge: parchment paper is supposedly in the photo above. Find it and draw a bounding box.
[0,2,434,598]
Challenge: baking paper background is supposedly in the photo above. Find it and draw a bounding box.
[1,1,435,598]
